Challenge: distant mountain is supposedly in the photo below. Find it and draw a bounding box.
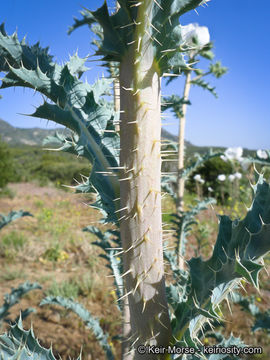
[0,119,254,158]
[161,128,177,142]
[160,128,196,155]
[0,119,70,146]
[0,119,184,147]
[0,119,254,167]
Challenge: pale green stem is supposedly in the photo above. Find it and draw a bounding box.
[111,7,132,359]
[119,2,171,358]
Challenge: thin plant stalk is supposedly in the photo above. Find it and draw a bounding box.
[114,1,121,134]
[114,78,120,133]
[177,70,191,269]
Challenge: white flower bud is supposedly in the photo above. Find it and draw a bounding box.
[224,147,243,162]
[234,172,242,180]
[217,174,226,181]
[240,158,250,171]
[194,174,202,182]
[181,23,210,50]
[220,155,227,162]
[257,149,268,159]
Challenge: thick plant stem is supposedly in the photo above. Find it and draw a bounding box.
[122,295,133,360]
[111,9,131,357]
[119,57,171,356]
[177,71,191,269]
[119,3,171,357]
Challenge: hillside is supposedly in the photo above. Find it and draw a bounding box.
[0,119,213,153]
[1,119,180,147]
[0,119,71,146]
[0,119,256,158]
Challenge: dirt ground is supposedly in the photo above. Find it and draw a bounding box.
[0,183,270,359]
[0,182,121,359]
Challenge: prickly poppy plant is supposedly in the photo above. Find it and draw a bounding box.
[0,1,270,360]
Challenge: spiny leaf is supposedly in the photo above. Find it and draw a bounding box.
[172,197,216,260]
[190,78,217,98]
[0,282,41,322]
[161,150,223,201]
[162,94,191,118]
[252,310,270,333]
[0,210,33,231]
[83,226,123,309]
[207,334,246,360]
[12,308,36,326]
[209,61,228,78]
[70,0,207,74]
[0,314,74,360]
[0,27,120,223]
[40,296,114,360]
[0,23,54,73]
[182,150,224,180]
[67,53,89,78]
[229,291,270,334]
[68,9,96,35]
[172,174,270,346]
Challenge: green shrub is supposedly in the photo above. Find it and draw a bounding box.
[186,156,233,202]
[0,186,16,199]
[37,154,90,183]
[0,137,16,188]
[42,244,69,263]
[9,146,90,185]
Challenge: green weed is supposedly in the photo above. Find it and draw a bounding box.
[75,274,96,298]
[42,244,69,262]
[38,275,53,284]
[0,231,27,252]
[0,267,26,281]
[0,187,16,199]
[45,279,80,299]
[38,208,53,223]
[34,199,44,208]
[86,254,99,271]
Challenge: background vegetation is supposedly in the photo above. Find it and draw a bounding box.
[0,143,90,190]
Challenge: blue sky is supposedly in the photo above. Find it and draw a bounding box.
[0,0,269,149]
